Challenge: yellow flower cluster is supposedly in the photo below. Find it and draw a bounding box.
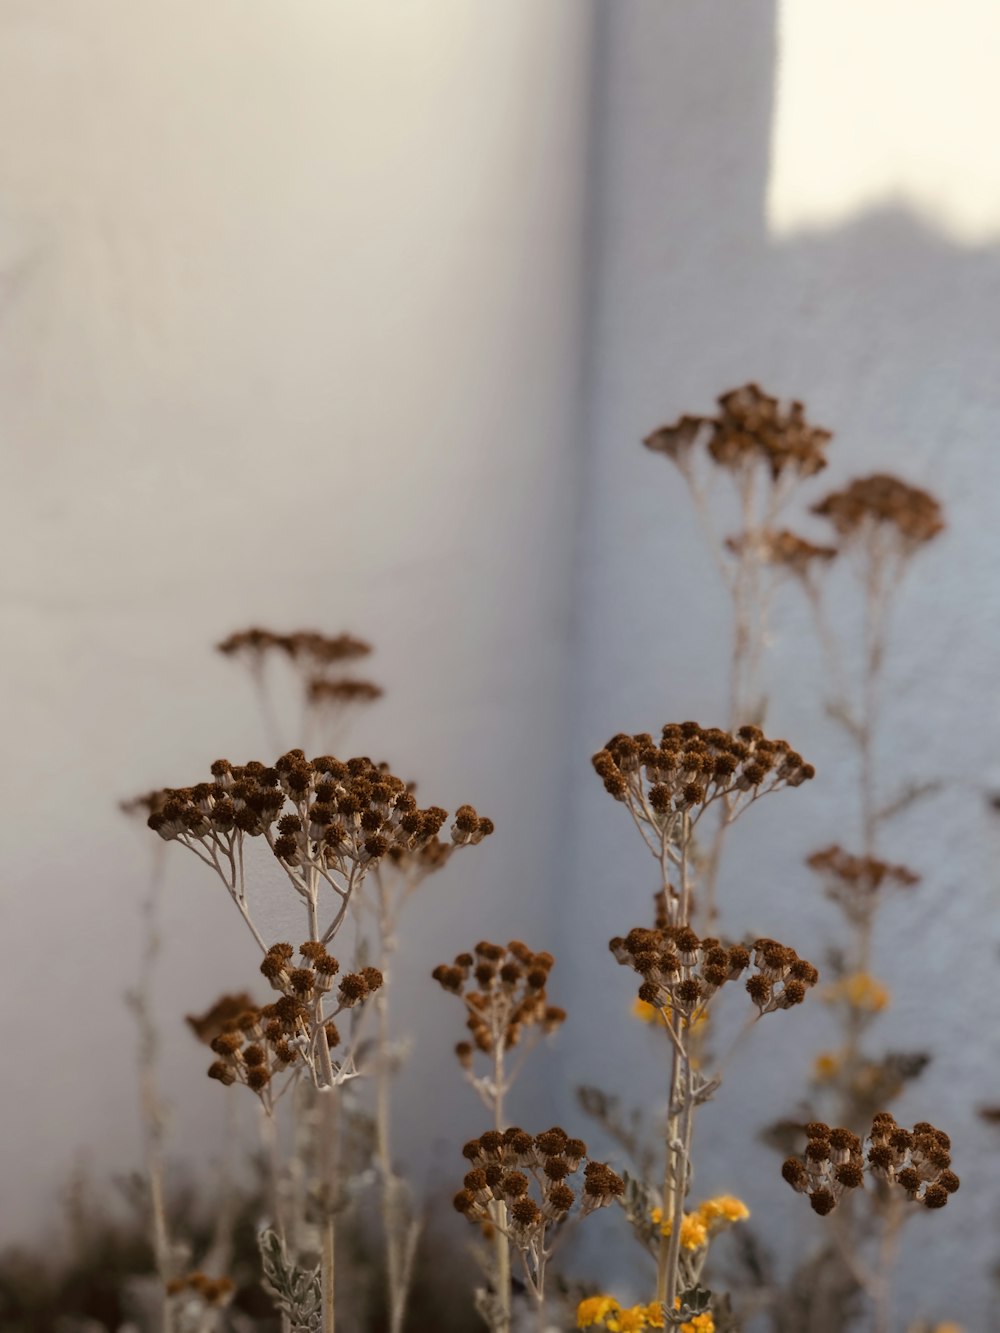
[812,1050,842,1080]
[576,1297,662,1331]
[822,972,890,1012]
[632,998,709,1032]
[650,1195,750,1250]
[576,1296,713,1333]
[574,1200,745,1329]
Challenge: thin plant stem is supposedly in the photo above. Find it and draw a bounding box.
[655,823,694,1311]
[655,1032,681,1308]
[250,659,284,756]
[491,1033,512,1333]
[871,1192,906,1333]
[664,1048,696,1314]
[132,843,175,1333]
[373,870,415,1333]
[319,1091,339,1333]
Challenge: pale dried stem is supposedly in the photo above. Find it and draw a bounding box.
[664,1041,696,1314]
[131,843,176,1333]
[871,1191,906,1333]
[249,659,284,758]
[320,1091,339,1333]
[655,823,696,1312]
[373,868,420,1333]
[306,862,340,1333]
[490,1016,512,1333]
[835,535,914,1314]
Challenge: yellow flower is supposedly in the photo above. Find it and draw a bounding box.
[651,1206,710,1249]
[681,1214,709,1248]
[680,1316,714,1333]
[697,1195,750,1228]
[632,998,709,1031]
[823,973,890,1012]
[607,1309,650,1333]
[577,1295,621,1327]
[655,1212,709,1249]
[575,1296,671,1331]
[812,1050,842,1080]
[674,1299,715,1333]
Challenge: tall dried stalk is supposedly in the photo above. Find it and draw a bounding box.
[118,799,179,1333]
[370,865,422,1333]
[133,846,176,1333]
[802,475,945,1332]
[594,725,818,1321]
[434,940,571,1329]
[643,385,833,929]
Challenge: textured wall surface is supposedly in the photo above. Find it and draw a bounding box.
[4,1,1000,1326]
[0,0,594,1245]
[560,2,1000,1326]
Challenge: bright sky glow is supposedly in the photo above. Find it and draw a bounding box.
[769,0,1000,242]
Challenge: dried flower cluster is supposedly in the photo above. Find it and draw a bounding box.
[217,628,373,669]
[644,383,831,481]
[807,844,919,926]
[261,940,382,1011]
[812,474,944,552]
[610,927,818,1020]
[593,723,814,825]
[593,726,814,927]
[725,528,838,577]
[147,751,491,944]
[633,388,958,1332]
[186,992,258,1045]
[201,956,384,1102]
[307,678,383,706]
[217,627,383,748]
[433,941,566,1063]
[454,1128,624,1237]
[782,1114,959,1215]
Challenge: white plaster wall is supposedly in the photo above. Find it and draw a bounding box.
[0,0,595,1246]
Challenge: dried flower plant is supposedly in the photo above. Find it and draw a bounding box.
[643,387,835,930]
[148,748,492,1331]
[217,628,381,752]
[773,469,946,1332]
[781,1114,959,1217]
[213,629,493,1332]
[119,791,191,1332]
[589,721,816,1325]
[640,391,956,1333]
[780,1113,959,1328]
[146,751,482,961]
[644,385,832,731]
[369,826,495,1333]
[453,1128,623,1326]
[72,403,957,1333]
[435,942,568,1331]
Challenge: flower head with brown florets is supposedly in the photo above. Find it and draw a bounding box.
[781,1113,958,1215]
[147,751,492,949]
